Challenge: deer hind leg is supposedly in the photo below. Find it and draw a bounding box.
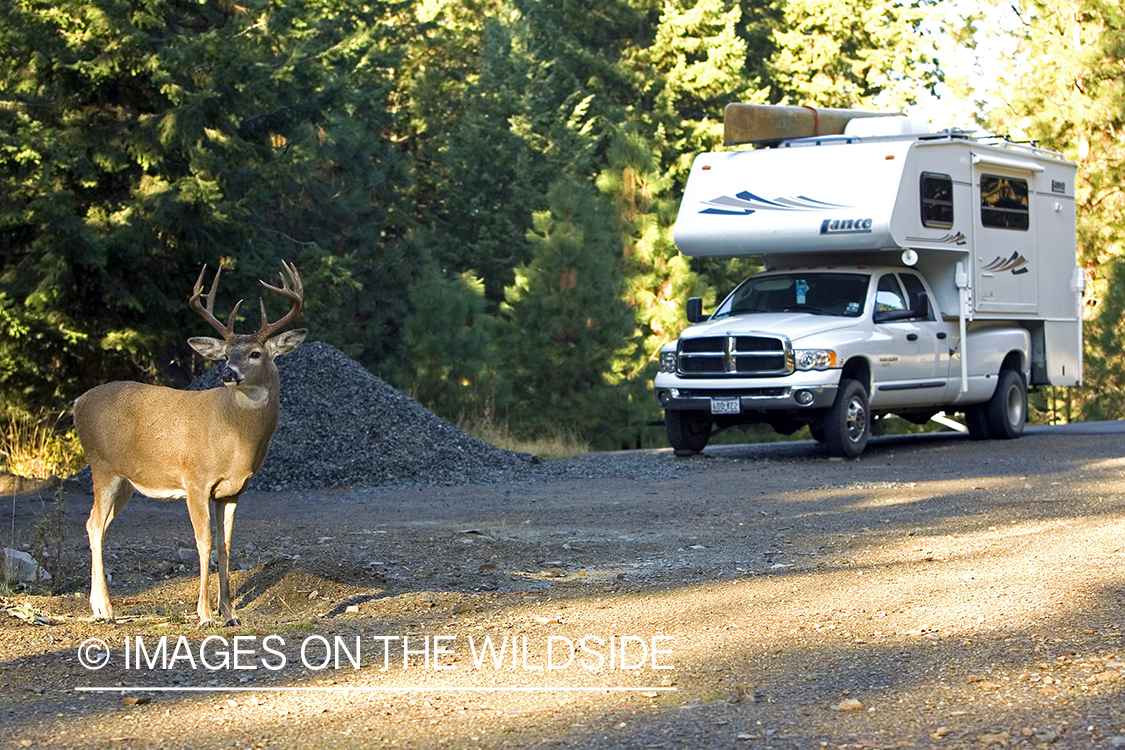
[214,499,240,626]
[185,492,215,626]
[86,474,134,622]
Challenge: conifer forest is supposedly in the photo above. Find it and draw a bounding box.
[1,0,1123,451]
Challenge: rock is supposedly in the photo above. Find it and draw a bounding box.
[3,548,50,583]
[177,548,199,566]
[1087,670,1121,683]
[977,732,1010,746]
[831,698,863,711]
[729,683,755,704]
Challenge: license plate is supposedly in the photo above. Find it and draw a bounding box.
[710,397,740,415]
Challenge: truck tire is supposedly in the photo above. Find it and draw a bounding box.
[986,369,1026,440]
[665,410,712,453]
[824,379,869,458]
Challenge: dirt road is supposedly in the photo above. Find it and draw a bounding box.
[2,426,1124,748]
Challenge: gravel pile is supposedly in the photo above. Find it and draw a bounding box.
[187,342,541,492]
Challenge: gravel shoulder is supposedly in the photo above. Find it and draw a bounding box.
[3,427,1125,749]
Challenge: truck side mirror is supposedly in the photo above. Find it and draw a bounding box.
[913,290,929,319]
[686,297,704,324]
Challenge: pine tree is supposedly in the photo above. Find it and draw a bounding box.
[400,268,497,419]
[769,0,942,109]
[500,179,641,448]
[0,0,415,409]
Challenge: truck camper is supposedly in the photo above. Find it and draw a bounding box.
[654,104,1083,457]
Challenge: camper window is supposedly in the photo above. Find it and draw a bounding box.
[980,174,1030,231]
[920,172,954,228]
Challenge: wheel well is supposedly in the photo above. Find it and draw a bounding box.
[840,357,871,393]
[1000,350,1026,377]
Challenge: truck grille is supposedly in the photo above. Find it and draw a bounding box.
[678,335,793,376]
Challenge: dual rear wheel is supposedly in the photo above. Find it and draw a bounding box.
[966,369,1027,440]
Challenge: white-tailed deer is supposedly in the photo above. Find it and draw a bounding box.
[74,262,307,625]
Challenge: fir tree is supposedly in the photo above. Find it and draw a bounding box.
[501,178,641,448]
[0,0,415,408]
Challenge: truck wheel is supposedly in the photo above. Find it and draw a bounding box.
[824,379,869,458]
[665,410,712,453]
[986,369,1026,440]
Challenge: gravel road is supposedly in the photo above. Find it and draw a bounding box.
[3,425,1124,749]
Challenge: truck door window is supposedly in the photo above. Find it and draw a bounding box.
[920,172,954,228]
[875,274,908,313]
[980,174,1029,230]
[899,273,933,320]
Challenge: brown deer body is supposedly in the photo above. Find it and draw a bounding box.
[75,262,306,625]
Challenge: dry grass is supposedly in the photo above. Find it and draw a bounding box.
[0,407,85,479]
[456,412,590,460]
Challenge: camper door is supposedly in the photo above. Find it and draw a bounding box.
[972,155,1041,315]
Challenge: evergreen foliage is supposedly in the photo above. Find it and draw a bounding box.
[500,178,642,446]
[0,0,414,407]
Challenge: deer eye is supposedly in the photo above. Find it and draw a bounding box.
[250,351,262,360]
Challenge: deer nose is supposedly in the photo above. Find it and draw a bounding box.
[220,366,243,385]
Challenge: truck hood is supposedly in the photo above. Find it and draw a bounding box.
[683,313,860,343]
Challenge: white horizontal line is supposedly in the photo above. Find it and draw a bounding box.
[76,686,677,693]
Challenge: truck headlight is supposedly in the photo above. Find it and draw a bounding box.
[794,349,837,371]
[659,350,678,373]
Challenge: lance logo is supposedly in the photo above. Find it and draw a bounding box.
[820,218,873,235]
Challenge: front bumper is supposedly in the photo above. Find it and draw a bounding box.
[654,371,841,413]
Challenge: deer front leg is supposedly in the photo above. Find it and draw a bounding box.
[214,499,240,626]
[185,493,214,626]
[86,475,134,622]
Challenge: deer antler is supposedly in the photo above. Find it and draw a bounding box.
[189,265,243,341]
[254,260,303,342]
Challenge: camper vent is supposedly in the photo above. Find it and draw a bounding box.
[678,335,793,376]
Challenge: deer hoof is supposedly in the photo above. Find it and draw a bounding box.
[226,616,242,627]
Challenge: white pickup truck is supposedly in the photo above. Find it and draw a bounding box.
[654,105,1084,458]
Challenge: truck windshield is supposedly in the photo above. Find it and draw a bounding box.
[712,272,870,319]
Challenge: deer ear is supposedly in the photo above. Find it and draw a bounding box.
[267,329,307,357]
[189,337,230,361]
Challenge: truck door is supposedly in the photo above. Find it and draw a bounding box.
[869,272,950,408]
[973,167,1039,314]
